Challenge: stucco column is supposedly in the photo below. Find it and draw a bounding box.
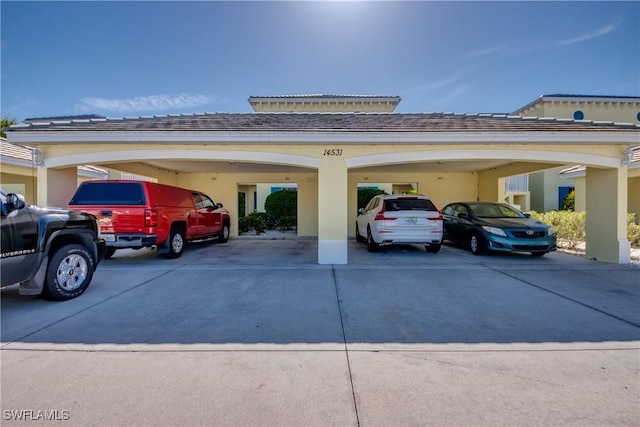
[318,156,348,264]
[585,166,630,264]
[37,166,77,208]
[477,170,501,202]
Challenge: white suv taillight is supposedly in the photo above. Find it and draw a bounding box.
[374,205,396,221]
[428,211,443,221]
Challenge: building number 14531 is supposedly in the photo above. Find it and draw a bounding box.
[323,149,343,156]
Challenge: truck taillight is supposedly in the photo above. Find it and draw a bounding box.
[145,209,158,227]
[428,211,443,221]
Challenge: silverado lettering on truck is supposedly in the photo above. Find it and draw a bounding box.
[68,180,231,259]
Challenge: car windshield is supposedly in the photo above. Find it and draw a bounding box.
[468,203,524,218]
[384,198,437,211]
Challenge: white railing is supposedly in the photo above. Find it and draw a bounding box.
[505,174,529,192]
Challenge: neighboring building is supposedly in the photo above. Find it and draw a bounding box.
[510,94,640,213]
[249,94,401,113]
[560,146,640,220]
[1,138,110,204]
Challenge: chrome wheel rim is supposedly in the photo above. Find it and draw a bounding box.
[56,254,88,291]
[172,234,184,253]
[470,236,478,252]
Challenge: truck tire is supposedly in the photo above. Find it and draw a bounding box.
[218,223,230,243]
[163,225,185,259]
[41,244,94,301]
[104,248,116,259]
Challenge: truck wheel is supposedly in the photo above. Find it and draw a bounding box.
[41,244,94,301]
[163,226,185,259]
[218,223,230,243]
[104,248,116,259]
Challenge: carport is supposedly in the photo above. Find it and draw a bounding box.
[6,112,638,264]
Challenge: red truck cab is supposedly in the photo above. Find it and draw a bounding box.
[68,180,230,259]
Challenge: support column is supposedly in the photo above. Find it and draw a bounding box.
[476,170,501,202]
[585,166,630,264]
[37,166,78,208]
[318,156,348,264]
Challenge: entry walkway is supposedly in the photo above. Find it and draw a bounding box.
[2,240,639,426]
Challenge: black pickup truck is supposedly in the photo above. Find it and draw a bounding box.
[1,190,105,301]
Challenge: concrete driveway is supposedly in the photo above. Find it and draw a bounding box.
[2,238,639,426]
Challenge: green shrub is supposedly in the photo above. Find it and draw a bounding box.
[561,190,575,211]
[238,211,266,234]
[265,190,297,226]
[529,210,640,249]
[238,192,246,217]
[277,215,297,231]
[628,213,640,248]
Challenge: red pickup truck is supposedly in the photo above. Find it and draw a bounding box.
[68,180,230,259]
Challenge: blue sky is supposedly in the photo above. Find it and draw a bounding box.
[1,1,638,121]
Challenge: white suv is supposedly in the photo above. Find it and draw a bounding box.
[355,194,443,253]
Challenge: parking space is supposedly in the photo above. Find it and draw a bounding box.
[2,237,639,426]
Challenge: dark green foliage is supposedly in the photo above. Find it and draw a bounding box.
[358,188,387,210]
[238,212,266,234]
[277,215,296,231]
[265,190,297,224]
[561,190,575,211]
[238,192,246,217]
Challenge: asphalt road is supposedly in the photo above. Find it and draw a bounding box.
[2,238,639,426]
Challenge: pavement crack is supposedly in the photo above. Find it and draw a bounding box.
[332,265,360,427]
[483,264,640,329]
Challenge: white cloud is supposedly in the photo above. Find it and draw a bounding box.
[556,21,619,47]
[77,93,213,113]
[462,43,513,61]
[409,75,462,96]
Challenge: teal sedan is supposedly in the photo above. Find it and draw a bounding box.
[442,202,557,256]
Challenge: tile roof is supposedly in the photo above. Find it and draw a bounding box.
[560,146,640,176]
[1,139,33,162]
[6,112,640,134]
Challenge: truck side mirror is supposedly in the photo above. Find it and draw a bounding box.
[216,203,224,209]
[5,193,26,213]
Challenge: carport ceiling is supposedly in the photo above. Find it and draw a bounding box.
[137,159,316,174]
[126,158,544,174]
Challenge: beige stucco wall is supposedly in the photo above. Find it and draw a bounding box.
[250,100,398,113]
[521,101,640,124]
[1,163,38,203]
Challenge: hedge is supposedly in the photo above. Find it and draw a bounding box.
[529,210,640,249]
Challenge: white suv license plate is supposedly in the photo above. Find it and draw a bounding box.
[405,218,418,225]
[100,234,116,242]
